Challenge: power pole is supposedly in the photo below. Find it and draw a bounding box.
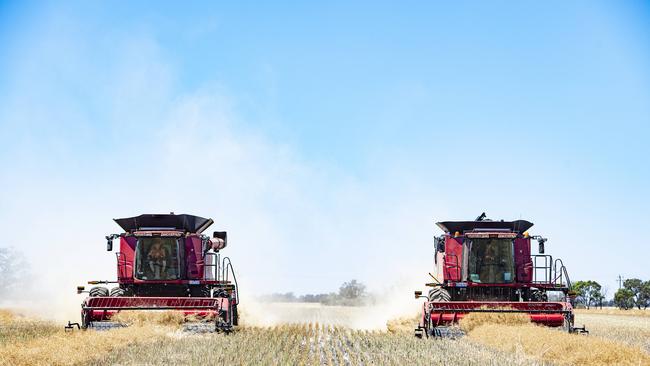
[617,275,624,289]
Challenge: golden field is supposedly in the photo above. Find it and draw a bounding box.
[1,306,649,366]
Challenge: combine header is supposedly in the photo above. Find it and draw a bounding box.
[72,213,239,332]
[414,213,586,338]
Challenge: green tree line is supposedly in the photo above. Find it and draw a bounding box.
[573,278,650,310]
[613,278,650,310]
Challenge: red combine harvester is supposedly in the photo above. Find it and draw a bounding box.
[69,213,239,332]
[414,213,586,338]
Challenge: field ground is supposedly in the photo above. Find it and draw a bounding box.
[573,308,650,317]
[574,312,650,353]
[1,306,649,365]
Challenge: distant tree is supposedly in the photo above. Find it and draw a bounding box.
[339,280,366,300]
[599,286,609,309]
[301,294,317,303]
[623,278,646,310]
[592,292,605,309]
[258,280,371,306]
[614,288,635,310]
[640,281,650,310]
[319,293,341,306]
[572,280,603,309]
[282,292,296,302]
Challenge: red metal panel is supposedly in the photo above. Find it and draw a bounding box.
[85,296,227,308]
[83,296,229,322]
[118,237,136,280]
[185,236,203,279]
[514,237,533,282]
[427,301,569,327]
[444,236,463,281]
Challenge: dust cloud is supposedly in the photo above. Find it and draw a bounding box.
[0,90,438,325]
[238,277,424,330]
[0,26,441,325]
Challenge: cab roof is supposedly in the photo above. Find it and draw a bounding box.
[436,219,533,234]
[114,214,214,233]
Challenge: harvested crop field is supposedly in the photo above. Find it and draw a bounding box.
[1,305,649,366]
[574,311,650,353]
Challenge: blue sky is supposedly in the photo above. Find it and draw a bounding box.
[1,1,649,315]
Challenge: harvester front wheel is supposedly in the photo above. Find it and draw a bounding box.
[89,286,109,297]
[428,287,451,302]
[110,287,125,297]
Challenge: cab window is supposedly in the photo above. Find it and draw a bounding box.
[134,237,181,280]
[467,238,515,283]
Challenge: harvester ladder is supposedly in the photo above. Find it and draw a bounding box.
[222,257,239,305]
[531,255,571,289]
[202,253,239,304]
[553,258,571,289]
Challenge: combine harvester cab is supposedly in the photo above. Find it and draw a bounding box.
[414,213,587,338]
[74,213,239,332]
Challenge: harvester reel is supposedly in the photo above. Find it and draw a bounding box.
[89,286,109,297]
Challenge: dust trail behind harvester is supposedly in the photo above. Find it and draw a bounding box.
[239,277,422,330]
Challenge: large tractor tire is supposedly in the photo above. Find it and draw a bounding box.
[110,287,125,297]
[428,287,451,302]
[89,286,109,297]
[530,289,548,302]
[190,286,210,297]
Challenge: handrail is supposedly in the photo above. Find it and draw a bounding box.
[531,254,552,284]
[531,255,571,288]
[530,255,571,289]
[553,258,571,289]
[221,257,239,305]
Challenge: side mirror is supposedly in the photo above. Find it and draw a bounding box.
[537,238,546,254]
[106,236,113,251]
[77,286,85,294]
[434,237,445,252]
[414,290,423,299]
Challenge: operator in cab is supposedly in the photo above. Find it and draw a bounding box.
[147,238,168,279]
